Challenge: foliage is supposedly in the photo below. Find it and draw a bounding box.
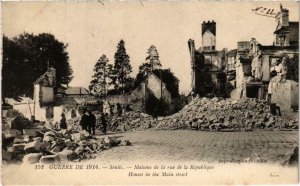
[2,36,29,99]
[2,33,73,100]
[89,55,114,97]
[139,45,162,76]
[113,40,133,94]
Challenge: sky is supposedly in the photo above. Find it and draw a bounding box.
[2,1,299,94]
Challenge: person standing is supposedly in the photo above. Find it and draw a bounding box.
[80,110,89,131]
[60,113,67,129]
[88,111,96,135]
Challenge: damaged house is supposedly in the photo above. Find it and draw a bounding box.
[233,5,298,114]
[188,20,227,97]
[5,67,95,121]
[130,72,180,116]
[5,67,63,121]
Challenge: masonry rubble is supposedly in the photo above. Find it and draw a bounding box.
[105,97,298,132]
[154,97,298,131]
[2,114,131,164]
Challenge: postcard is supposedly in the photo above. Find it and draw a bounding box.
[1,1,299,185]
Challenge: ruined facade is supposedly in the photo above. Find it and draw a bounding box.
[274,5,299,47]
[189,21,227,97]
[130,73,173,115]
[233,5,299,114]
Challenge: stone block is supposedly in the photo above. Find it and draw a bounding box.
[71,133,84,142]
[43,135,55,142]
[2,129,20,139]
[75,147,84,155]
[40,141,50,149]
[120,140,131,146]
[208,115,217,122]
[80,130,90,138]
[55,138,65,145]
[33,137,43,142]
[58,149,78,161]
[39,155,60,164]
[78,140,88,147]
[14,135,31,144]
[60,129,67,135]
[23,129,40,137]
[51,146,64,153]
[44,131,56,137]
[13,143,26,152]
[24,141,41,153]
[104,136,121,147]
[23,153,42,164]
[64,139,73,147]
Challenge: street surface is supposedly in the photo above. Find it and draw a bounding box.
[95,130,298,164]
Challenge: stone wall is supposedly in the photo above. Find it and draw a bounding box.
[129,83,146,111]
[269,76,298,113]
[146,74,172,105]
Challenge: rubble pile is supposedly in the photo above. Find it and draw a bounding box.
[153,97,298,131]
[2,118,131,164]
[66,117,82,131]
[110,111,153,131]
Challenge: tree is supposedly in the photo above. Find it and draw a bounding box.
[2,33,73,100]
[89,55,113,97]
[134,45,179,98]
[139,45,162,76]
[2,36,29,100]
[113,40,132,94]
[14,33,73,86]
[146,45,161,71]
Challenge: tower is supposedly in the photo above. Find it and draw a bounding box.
[202,20,216,51]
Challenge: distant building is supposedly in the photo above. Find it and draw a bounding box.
[130,73,174,115]
[226,49,237,72]
[188,20,227,97]
[64,87,90,97]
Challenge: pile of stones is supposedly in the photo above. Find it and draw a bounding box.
[153,97,298,131]
[2,120,131,164]
[109,111,153,131]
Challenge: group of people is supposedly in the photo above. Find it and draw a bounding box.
[58,108,111,135]
[79,110,97,135]
[79,110,109,135]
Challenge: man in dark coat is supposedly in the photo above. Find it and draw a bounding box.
[88,111,96,135]
[80,110,89,131]
[60,113,67,129]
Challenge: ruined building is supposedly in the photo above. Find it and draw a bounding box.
[233,5,299,114]
[188,21,227,97]
[274,5,299,47]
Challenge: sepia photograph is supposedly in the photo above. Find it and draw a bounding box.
[1,1,299,185]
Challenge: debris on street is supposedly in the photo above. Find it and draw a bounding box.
[106,97,298,132]
[154,97,298,131]
[2,116,131,164]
